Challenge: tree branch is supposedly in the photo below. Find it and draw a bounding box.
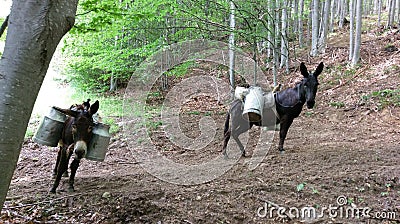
[0,15,9,39]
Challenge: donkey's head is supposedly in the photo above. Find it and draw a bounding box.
[55,100,99,159]
[300,62,324,109]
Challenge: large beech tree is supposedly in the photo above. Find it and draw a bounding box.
[0,0,78,210]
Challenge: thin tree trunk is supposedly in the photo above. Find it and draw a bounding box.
[272,0,280,86]
[378,0,382,26]
[0,0,79,210]
[330,0,335,32]
[293,0,299,35]
[110,36,119,92]
[274,0,281,75]
[339,0,345,28]
[267,0,273,59]
[229,0,235,92]
[298,0,305,48]
[397,0,400,24]
[349,0,356,60]
[280,0,289,69]
[352,0,362,65]
[319,0,331,54]
[310,0,320,56]
[387,0,395,28]
[307,3,312,47]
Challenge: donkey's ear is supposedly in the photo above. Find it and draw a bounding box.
[52,106,79,117]
[300,62,309,78]
[314,62,324,77]
[89,100,99,115]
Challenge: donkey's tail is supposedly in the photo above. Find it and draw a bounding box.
[224,112,230,135]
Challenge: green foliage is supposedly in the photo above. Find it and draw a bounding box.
[102,117,120,134]
[329,101,345,108]
[188,111,201,115]
[296,183,306,192]
[25,127,35,139]
[304,111,313,117]
[64,0,172,92]
[140,105,163,135]
[347,197,354,205]
[71,90,124,117]
[310,187,319,194]
[383,63,400,75]
[381,191,389,196]
[361,89,400,110]
[165,61,196,78]
[63,0,292,93]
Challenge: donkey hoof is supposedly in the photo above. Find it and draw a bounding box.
[49,188,56,194]
[240,150,246,157]
[68,187,75,193]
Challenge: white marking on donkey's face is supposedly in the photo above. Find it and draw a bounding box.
[74,140,87,159]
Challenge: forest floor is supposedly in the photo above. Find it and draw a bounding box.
[2,27,400,224]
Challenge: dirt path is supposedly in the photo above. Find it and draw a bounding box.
[3,105,399,223]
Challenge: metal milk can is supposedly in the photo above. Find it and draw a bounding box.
[33,107,67,146]
[86,123,111,162]
[242,86,264,122]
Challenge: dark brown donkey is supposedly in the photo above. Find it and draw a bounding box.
[50,99,99,193]
[223,62,324,157]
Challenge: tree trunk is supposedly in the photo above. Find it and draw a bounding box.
[298,0,305,47]
[352,0,362,65]
[307,3,312,47]
[267,0,273,59]
[374,0,379,13]
[339,0,345,28]
[349,0,356,60]
[0,0,78,210]
[377,0,382,26]
[280,0,289,70]
[310,0,320,56]
[319,0,331,54]
[269,0,278,86]
[396,0,400,24]
[330,0,335,32]
[274,0,281,84]
[387,0,395,28]
[229,0,235,93]
[110,36,119,92]
[293,0,299,35]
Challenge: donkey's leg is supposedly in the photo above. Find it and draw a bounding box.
[63,146,75,177]
[278,116,294,152]
[68,158,81,192]
[232,123,252,157]
[222,130,231,157]
[222,113,231,157]
[53,147,62,178]
[50,147,68,193]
